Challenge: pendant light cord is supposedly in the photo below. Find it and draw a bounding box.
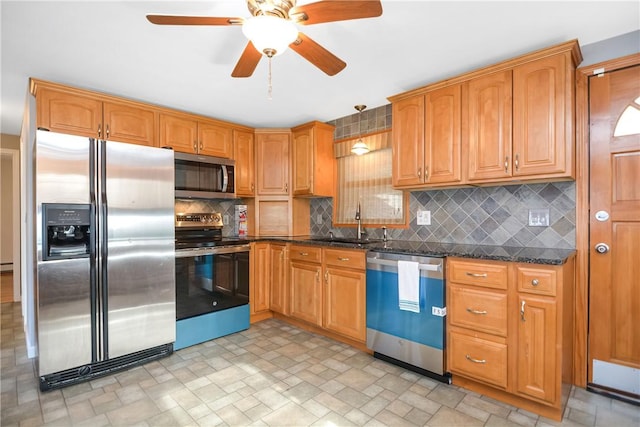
[268,56,273,100]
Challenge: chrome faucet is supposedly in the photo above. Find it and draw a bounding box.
[355,202,365,240]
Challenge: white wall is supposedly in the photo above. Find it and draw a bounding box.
[1,154,14,270]
[581,30,640,67]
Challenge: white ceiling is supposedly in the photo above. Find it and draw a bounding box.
[2,1,639,136]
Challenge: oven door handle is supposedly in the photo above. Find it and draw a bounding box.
[175,244,250,257]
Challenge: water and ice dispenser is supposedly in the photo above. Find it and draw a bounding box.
[42,203,92,261]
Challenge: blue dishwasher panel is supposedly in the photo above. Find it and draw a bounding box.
[366,269,444,350]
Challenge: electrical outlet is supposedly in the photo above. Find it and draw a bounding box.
[528,208,549,227]
[316,214,323,225]
[417,210,431,225]
[223,214,230,225]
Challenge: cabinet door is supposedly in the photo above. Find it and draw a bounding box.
[250,243,270,315]
[256,132,290,195]
[289,261,322,326]
[392,96,425,187]
[103,101,156,146]
[37,88,102,138]
[516,294,557,404]
[513,54,568,177]
[425,85,461,184]
[199,121,233,158]
[234,130,255,197]
[159,113,198,153]
[466,70,513,181]
[292,126,313,195]
[324,267,366,342]
[269,244,288,315]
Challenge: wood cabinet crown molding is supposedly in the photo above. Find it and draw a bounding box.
[388,40,582,103]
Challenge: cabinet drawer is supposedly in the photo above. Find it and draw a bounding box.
[516,265,557,296]
[448,258,508,290]
[449,285,507,336]
[323,248,366,270]
[289,245,322,263]
[449,331,508,389]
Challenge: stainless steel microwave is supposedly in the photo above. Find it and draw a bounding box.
[174,152,235,199]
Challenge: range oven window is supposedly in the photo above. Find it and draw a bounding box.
[175,250,249,320]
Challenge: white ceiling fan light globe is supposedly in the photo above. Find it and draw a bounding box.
[242,15,298,57]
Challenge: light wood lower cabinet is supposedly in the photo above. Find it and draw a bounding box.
[250,242,271,316]
[447,257,575,421]
[289,245,323,326]
[269,243,288,315]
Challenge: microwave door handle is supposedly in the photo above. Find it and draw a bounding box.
[221,165,228,193]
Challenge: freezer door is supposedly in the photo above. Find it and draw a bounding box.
[103,141,175,359]
[36,132,93,376]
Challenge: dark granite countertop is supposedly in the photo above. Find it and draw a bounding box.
[243,236,575,265]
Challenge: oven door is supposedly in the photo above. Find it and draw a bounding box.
[175,245,249,320]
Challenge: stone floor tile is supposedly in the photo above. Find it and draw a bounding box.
[67,399,96,424]
[312,410,358,427]
[254,387,291,411]
[335,386,371,408]
[335,368,378,391]
[90,391,122,415]
[262,401,319,426]
[371,409,416,427]
[215,402,252,426]
[313,391,354,416]
[427,383,466,408]
[105,398,160,426]
[461,393,511,418]
[404,407,433,426]
[360,395,391,417]
[594,406,640,427]
[375,373,414,395]
[428,406,485,426]
[301,397,333,419]
[506,409,537,426]
[283,380,322,404]
[345,408,372,425]
[319,378,345,394]
[484,414,522,426]
[148,405,195,427]
[398,389,441,415]
[385,398,413,417]
[454,400,491,422]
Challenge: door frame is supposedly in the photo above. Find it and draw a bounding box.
[574,52,640,387]
[0,148,21,301]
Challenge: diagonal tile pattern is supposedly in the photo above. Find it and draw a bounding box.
[3,302,637,426]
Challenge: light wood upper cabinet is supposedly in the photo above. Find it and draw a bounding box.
[512,53,571,178]
[291,121,335,197]
[425,85,462,184]
[159,113,233,157]
[256,131,290,195]
[392,85,461,188]
[392,95,424,187]
[465,70,513,181]
[234,130,255,197]
[36,86,156,146]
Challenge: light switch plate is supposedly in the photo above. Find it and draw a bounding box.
[417,210,431,225]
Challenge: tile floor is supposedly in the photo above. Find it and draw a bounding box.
[1,302,638,426]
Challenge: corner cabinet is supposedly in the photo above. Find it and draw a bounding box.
[291,121,335,197]
[159,113,233,158]
[34,83,157,147]
[446,257,575,421]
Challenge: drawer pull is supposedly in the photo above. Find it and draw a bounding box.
[465,354,486,364]
[531,279,539,286]
[466,308,488,315]
[299,252,309,256]
[466,272,488,278]
[337,257,350,261]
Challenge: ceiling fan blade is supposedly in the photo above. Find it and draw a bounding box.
[291,0,382,25]
[289,32,346,76]
[232,42,262,78]
[146,15,243,26]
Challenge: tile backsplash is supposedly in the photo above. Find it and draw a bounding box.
[175,198,247,237]
[310,182,576,249]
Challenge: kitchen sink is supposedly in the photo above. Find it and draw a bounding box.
[309,237,381,245]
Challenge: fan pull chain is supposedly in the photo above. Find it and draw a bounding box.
[267,56,273,100]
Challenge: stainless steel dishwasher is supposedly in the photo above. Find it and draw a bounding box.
[366,251,450,383]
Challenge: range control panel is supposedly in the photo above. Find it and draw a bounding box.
[175,212,223,228]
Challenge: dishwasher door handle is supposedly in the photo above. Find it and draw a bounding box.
[366,257,442,272]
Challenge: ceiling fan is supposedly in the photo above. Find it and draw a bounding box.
[146,0,383,78]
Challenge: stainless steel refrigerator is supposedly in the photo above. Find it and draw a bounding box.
[35,130,175,391]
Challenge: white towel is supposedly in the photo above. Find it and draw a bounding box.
[398,260,420,313]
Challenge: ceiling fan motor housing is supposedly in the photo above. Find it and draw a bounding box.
[247,0,296,19]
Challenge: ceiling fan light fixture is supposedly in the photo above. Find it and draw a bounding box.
[242,15,298,57]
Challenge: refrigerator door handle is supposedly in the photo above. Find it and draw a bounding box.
[99,139,110,359]
[89,139,99,363]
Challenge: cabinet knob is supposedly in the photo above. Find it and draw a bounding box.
[417,168,421,178]
[324,270,328,283]
[531,279,539,286]
[504,156,509,173]
[425,166,429,180]
[106,124,110,139]
[193,142,198,151]
[515,154,520,171]
[97,124,102,139]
